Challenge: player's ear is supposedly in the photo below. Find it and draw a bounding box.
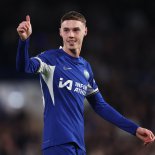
[84,27,88,36]
[59,28,62,37]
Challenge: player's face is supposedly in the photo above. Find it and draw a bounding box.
[60,20,87,56]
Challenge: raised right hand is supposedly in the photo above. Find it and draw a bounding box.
[17,15,32,41]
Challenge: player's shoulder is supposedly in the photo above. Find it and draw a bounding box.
[40,48,59,56]
[80,57,91,68]
[36,48,60,64]
[38,48,62,60]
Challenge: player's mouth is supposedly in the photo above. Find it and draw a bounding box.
[68,40,76,44]
[67,41,77,47]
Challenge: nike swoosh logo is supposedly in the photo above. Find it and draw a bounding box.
[63,66,72,70]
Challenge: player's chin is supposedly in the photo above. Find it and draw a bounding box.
[68,45,77,50]
[68,43,75,47]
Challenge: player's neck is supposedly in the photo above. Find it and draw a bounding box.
[62,47,80,58]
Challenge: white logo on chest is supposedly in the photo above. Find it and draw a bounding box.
[58,78,73,90]
[84,69,90,80]
[63,66,72,70]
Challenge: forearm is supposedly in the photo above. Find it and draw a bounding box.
[87,92,139,135]
[16,38,39,73]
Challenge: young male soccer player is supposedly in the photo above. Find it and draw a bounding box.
[16,11,155,155]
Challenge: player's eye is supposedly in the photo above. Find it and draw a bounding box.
[63,28,69,32]
[73,28,80,32]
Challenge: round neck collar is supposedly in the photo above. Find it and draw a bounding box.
[60,49,81,60]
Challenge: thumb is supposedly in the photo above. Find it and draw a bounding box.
[26,15,30,23]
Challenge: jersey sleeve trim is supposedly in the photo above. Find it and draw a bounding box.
[33,57,42,73]
[86,88,99,97]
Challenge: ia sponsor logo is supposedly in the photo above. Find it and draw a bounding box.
[58,78,87,95]
[59,78,73,90]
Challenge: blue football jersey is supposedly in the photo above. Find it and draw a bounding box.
[32,48,98,150]
[16,39,139,152]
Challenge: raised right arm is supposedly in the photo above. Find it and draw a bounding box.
[16,15,40,73]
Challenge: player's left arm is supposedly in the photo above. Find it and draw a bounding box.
[86,92,155,145]
[86,92,139,135]
[86,63,138,135]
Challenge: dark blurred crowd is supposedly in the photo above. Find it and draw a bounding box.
[0,110,42,155]
[0,0,155,154]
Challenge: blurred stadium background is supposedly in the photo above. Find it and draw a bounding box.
[0,0,155,154]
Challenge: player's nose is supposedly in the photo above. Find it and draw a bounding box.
[68,30,75,37]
